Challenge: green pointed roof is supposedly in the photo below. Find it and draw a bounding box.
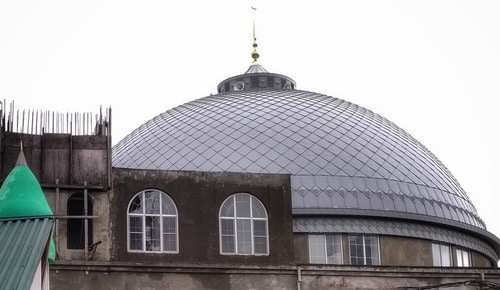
[0,149,56,262]
[0,150,53,218]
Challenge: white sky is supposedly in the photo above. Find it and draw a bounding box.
[1,1,499,246]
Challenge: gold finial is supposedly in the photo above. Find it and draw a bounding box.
[251,6,259,64]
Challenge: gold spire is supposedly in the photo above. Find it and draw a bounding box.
[251,7,259,64]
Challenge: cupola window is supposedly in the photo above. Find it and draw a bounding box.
[349,235,380,265]
[127,189,178,253]
[219,193,269,255]
[309,234,343,264]
[456,248,470,267]
[432,243,451,266]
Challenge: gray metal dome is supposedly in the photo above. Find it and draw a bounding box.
[113,88,483,223]
[112,65,500,261]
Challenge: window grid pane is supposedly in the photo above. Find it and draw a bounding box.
[349,235,379,265]
[309,235,326,264]
[251,197,266,218]
[236,219,252,254]
[221,219,236,253]
[129,216,143,233]
[365,236,379,265]
[129,233,143,250]
[349,235,365,265]
[222,236,235,253]
[326,235,342,264]
[456,249,463,266]
[161,193,177,215]
[219,193,268,255]
[128,190,178,253]
[221,219,235,236]
[253,220,266,237]
[456,249,470,267]
[440,245,451,266]
[163,233,177,252]
[221,197,235,217]
[235,194,251,217]
[145,216,161,251]
[432,243,451,267]
[145,191,160,214]
[129,195,143,214]
[432,243,441,266]
[462,250,470,267]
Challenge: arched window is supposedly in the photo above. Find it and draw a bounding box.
[67,192,93,249]
[127,189,178,253]
[219,193,269,255]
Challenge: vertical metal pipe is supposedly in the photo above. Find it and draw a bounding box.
[107,108,112,188]
[31,110,34,134]
[297,267,302,290]
[22,110,25,133]
[84,181,89,261]
[55,179,60,255]
[69,133,73,185]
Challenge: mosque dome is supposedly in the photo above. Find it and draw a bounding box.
[113,60,500,261]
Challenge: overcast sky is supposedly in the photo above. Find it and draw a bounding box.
[1,1,499,246]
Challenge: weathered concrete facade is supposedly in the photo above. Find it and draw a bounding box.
[50,263,500,290]
[0,132,111,188]
[110,168,294,265]
[46,188,111,261]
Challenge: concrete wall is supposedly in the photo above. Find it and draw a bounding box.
[110,168,294,265]
[471,250,493,267]
[1,132,110,188]
[380,235,432,266]
[293,234,309,264]
[44,188,111,261]
[50,263,500,290]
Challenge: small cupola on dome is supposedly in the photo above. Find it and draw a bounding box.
[217,23,296,93]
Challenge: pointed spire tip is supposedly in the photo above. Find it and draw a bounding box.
[251,6,260,65]
[16,141,27,166]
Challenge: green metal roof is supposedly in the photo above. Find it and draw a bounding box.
[0,217,53,290]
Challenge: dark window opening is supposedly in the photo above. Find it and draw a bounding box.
[67,193,93,249]
[251,76,259,88]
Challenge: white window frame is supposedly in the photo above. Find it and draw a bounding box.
[348,235,380,266]
[456,248,470,267]
[432,243,451,267]
[127,189,179,253]
[219,193,269,255]
[308,234,343,264]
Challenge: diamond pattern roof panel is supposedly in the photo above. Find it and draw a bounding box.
[113,88,486,232]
